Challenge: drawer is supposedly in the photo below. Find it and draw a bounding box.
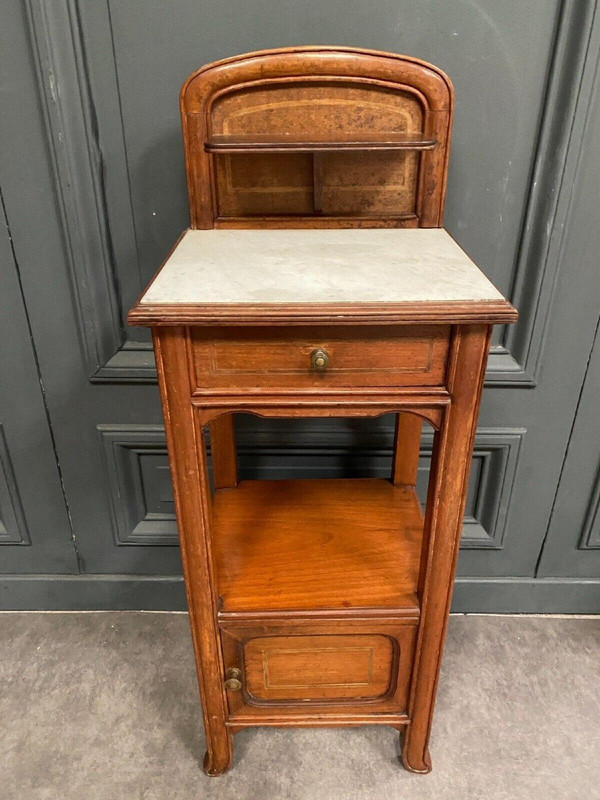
[190,325,450,392]
[220,619,417,720]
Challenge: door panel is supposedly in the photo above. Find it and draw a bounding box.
[0,1,182,575]
[527,58,600,581]
[2,0,599,608]
[537,328,600,577]
[244,635,395,702]
[62,0,566,578]
[0,198,77,573]
[221,618,417,718]
[458,20,600,580]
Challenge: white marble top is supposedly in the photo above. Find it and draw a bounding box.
[140,228,504,306]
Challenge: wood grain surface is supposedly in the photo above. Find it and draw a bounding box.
[212,478,422,614]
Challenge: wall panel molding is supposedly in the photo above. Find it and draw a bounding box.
[98,423,524,550]
[421,429,524,549]
[24,0,125,375]
[489,0,600,385]
[579,466,600,550]
[23,0,599,385]
[98,425,176,546]
[0,425,31,546]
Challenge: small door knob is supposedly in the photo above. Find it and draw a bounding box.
[310,348,330,371]
[225,667,242,692]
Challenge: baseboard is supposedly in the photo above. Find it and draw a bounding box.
[0,575,598,613]
[0,575,186,611]
[452,577,600,613]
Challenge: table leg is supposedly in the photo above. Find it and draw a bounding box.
[402,325,491,773]
[392,413,423,486]
[209,414,238,489]
[153,328,233,776]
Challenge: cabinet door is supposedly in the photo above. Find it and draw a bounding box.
[537,327,600,578]
[220,618,417,721]
[0,200,78,574]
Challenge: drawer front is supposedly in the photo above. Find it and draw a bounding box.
[220,620,417,719]
[190,325,449,392]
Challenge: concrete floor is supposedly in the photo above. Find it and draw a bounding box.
[0,613,598,800]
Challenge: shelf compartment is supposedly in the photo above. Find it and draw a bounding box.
[205,132,436,153]
[213,478,422,615]
[210,135,427,217]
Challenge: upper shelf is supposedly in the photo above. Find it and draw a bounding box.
[204,132,437,154]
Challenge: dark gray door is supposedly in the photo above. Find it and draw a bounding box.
[537,327,600,580]
[524,51,600,597]
[0,197,77,574]
[2,0,600,609]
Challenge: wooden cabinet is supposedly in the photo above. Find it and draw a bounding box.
[128,48,516,776]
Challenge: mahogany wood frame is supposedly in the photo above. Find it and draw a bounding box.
[129,48,516,776]
[150,323,495,774]
[179,45,454,229]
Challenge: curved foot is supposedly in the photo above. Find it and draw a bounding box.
[203,749,232,777]
[400,729,432,773]
[401,747,432,774]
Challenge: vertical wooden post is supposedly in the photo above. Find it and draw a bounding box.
[153,327,233,776]
[312,152,324,213]
[209,414,238,489]
[402,325,491,773]
[392,413,423,486]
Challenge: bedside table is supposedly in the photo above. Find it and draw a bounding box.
[128,48,517,776]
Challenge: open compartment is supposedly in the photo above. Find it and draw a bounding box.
[201,411,439,620]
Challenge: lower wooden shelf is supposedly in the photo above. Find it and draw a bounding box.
[212,478,422,616]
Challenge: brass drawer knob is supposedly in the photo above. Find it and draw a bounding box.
[225,667,242,692]
[310,348,330,371]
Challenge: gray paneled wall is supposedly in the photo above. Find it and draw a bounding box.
[0,0,599,611]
